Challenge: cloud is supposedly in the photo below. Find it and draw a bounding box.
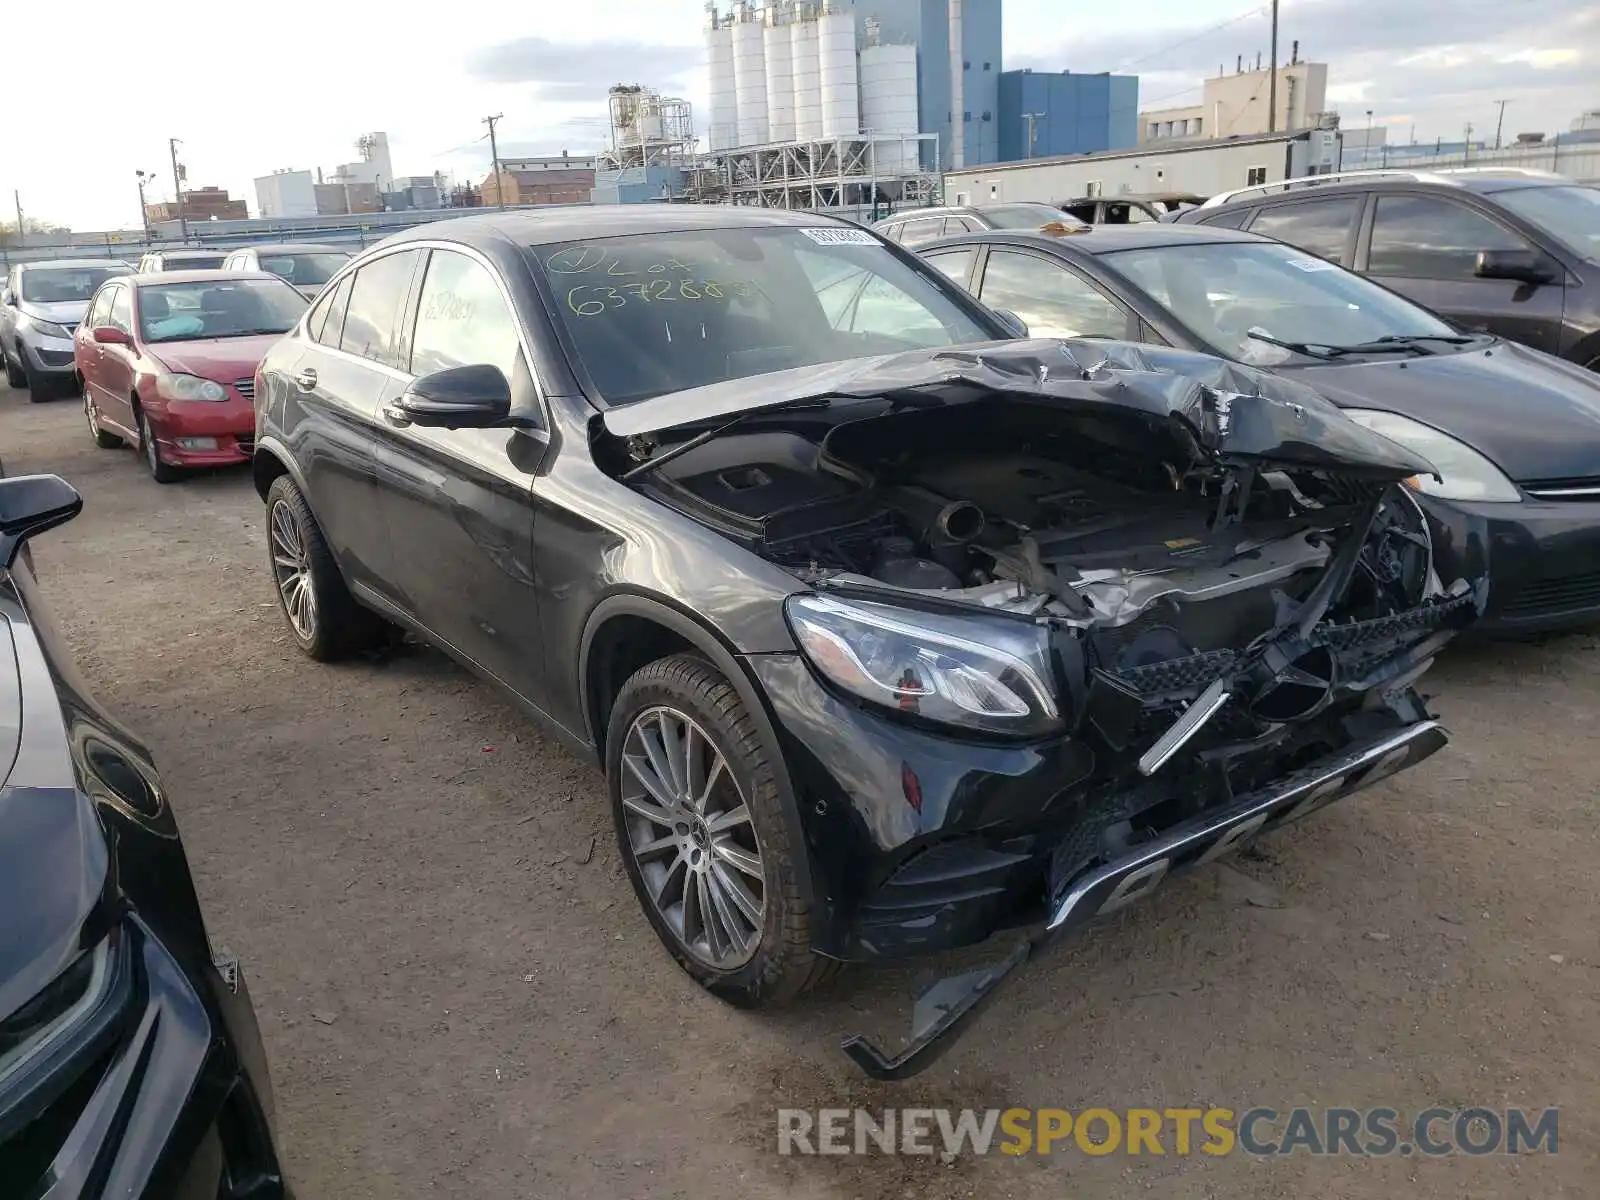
[467,36,704,103]
[1009,0,1599,139]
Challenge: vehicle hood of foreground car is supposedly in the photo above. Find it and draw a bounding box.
[147,334,285,380]
[1277,339,1600,484]
[0,615,111,1024]
[603,338,1440,480]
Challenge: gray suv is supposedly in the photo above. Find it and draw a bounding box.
[1175,168,1600,369]
[1,259,132,401]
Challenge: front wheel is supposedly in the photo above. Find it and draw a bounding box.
[4,346,24,389]
[607,653,837,1008]
[137,410,182,482]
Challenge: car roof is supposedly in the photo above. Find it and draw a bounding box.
[18,259,131,272]
[925,222,1268,256]
[131,269,282,285]
[1201,168,1578,212]
[375,204,867,250]
[238,242,353,255]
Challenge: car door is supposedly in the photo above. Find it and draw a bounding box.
[1359,192,1567,354]
[1243,195,1363,265]
[76,284,117,408]
[95,284,140,432]
[973,247,1140,340]
[367,246,548,704]
[289,249,423,598]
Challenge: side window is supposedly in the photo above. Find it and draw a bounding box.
[1199,207,1254,230]
[408,250,523,382]
[339,250,422,367]
[107,285,132,334]
[1245,197,1360,262]
[947,216,983,233]
[896,219,948,247]
[87,286,115,329]
[309,274,354,347]
[922,248,977,289]
[977,250,1132,339]
[1367,195,1532,281]
[876,222,904,244]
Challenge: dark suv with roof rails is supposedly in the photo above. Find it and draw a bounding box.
[1175,168,1600,369]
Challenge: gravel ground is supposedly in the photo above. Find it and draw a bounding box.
[3,376,1596,1198]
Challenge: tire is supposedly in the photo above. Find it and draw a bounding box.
[3,345,23,389]
[137,409,183,482]
[23,358,56,404]
[85,393,123,448]
[264,474,391,661]
[606,652,837,1008]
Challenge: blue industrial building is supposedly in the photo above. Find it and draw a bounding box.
[996,69,1139,162]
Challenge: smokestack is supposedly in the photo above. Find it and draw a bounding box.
[1291,39,1299,65]
[1255,51,1261,70]
[949,0,965,170]
[1236,54,1243,74]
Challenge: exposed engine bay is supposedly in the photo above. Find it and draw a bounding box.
[628,393,1451,669]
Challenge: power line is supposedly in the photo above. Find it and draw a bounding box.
[1111,5,1270,73]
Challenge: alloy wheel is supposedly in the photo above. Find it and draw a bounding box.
[85,397,99,438]
[141,414,160,474]
[269,500,317,641]
[619,705,766,969]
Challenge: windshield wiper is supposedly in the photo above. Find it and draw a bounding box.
[620,396,835,482]
[1245,329,1464,360]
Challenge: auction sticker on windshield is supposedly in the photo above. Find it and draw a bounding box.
[1285,257,1339,271]
[799,227,878,246]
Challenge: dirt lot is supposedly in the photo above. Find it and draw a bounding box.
[2,376,1596,1198]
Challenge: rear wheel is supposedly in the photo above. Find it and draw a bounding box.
[265,474,391,660]
[137,409,182,482]
[607,653,836,1008]
[85,394,123,448]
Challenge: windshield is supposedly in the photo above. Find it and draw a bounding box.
[137,278,308,343]
[258,252,350,287]
[166,254,225,270]
[983,203,1087,229]
[1494,185,1600,261]
[531,226,994,405]
[20,265,131,303]
[1105,240,1459,363]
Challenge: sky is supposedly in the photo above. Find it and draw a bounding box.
[3,0,1595,232]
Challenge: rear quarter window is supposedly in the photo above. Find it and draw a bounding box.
[1197,207,1253,230]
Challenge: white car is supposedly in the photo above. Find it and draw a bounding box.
[1,260,133,401]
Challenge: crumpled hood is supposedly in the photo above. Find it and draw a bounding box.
[147,334,284,381]
[1278,339,1600,484]
[604,337,1439,480]
[18,300,89,328]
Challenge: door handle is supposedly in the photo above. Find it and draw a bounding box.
[295,367,318,392]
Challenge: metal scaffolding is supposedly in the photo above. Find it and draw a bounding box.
[685,132,942,216]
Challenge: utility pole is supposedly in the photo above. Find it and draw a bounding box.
[1022,112,1045,159]
[1463,122,1473,165]
[135,171,153,242]
[12,191,23,244]
[484,114,506,208]
[1266,0,1280,134]
[168,138,189,241]
[1492,99,1510,150]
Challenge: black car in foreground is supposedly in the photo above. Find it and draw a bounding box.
[0,475,290,1197]
[917,221,1600,634]
[250,206,1476,1078]
[1174,168,1600,369]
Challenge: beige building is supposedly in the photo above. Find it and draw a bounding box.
[1140,61,1328,144]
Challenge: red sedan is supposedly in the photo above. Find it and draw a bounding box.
[75,270,307,482]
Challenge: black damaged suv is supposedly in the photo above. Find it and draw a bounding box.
[249,206,1475,1078]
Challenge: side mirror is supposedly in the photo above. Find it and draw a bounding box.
[1475,248,1560,286]
[992,309,1030,339]
[93,325,132,346]
[389,363,513,429]
[0,474,82,568]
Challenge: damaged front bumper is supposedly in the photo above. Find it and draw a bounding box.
[842,716,1449,1081]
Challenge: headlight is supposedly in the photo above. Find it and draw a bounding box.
[1344,409,1521,503]
[18,315,74,340]
[785,593,1061,736]
[0,933,132,1102]
[155,373,230,403]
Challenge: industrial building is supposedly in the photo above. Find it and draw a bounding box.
[482,153,597,207]
[1139,49,1327,143]
[997,69,1138,161]
[942,127,1342,207]
[255,169,319,219]
[593,87,699,203]
[144,186,248,224]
